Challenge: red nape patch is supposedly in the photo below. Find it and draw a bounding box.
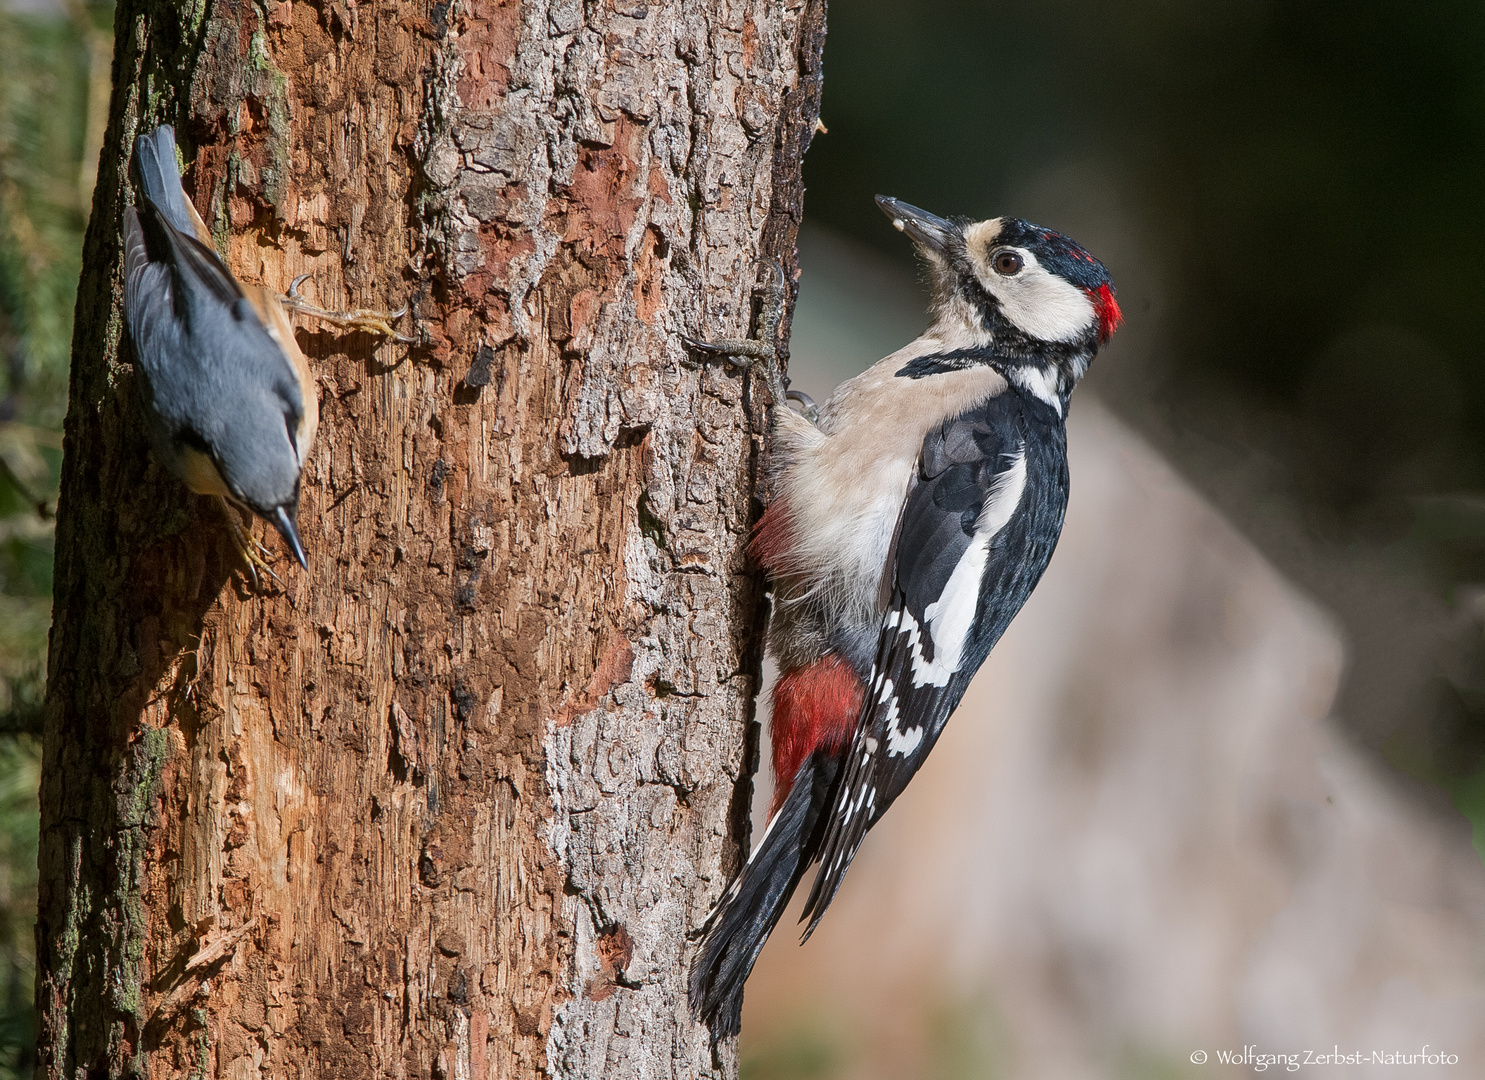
[748,497,795,573]
[1090,282,1123,344]
[769,655,865,814]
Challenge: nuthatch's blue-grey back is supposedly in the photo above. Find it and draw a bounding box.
[123,124,318,568]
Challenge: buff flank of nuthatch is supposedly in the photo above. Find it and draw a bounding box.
[122,124,407,582]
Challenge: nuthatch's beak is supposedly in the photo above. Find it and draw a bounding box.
[876,196,960,257]
[272,506,308,569]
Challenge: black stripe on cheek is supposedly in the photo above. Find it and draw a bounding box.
[895,348,994,379]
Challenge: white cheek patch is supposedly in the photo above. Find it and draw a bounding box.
[979,254,1095,343]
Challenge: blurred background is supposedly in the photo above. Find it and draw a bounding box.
[2,1,1485,1077]
[0,0,110,1075]
[742,2,1485,1077]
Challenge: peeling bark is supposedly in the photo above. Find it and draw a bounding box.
[36,0,824,1076]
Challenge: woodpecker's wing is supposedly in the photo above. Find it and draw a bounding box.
[800,390,1068,935]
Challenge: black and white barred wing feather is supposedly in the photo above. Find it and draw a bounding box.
[800,392,1066,936]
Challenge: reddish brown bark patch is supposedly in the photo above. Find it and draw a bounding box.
[554,634,636,727]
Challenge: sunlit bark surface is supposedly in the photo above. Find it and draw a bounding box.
[37,1,823,1075]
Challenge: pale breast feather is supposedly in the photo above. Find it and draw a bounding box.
[769,338,1009,650]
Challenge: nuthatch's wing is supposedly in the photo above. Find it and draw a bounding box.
[245,285,318,468]
[130,125,316,461]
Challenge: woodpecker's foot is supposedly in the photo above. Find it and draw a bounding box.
[282,275,415,343]
[786,388,819,424]
[680,333,788,409]
[218,497,283,591]
[681,259,790,412]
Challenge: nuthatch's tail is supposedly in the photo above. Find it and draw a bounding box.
[688,751,840,1042]
[132,124,196,238]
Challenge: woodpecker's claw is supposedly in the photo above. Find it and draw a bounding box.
[218,497,283,592]
[786,388,819,424]
[680,334,787,416]
[282,275,415,343]
[680,259,792,419]
[678,334,774,361]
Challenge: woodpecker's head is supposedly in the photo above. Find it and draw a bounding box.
[878,196,1121,392]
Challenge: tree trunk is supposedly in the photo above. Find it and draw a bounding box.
[36,0,824,1076]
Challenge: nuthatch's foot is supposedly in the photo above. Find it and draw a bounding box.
[282,275,415,343]
[218,497,283,591]
[681,259,793,416]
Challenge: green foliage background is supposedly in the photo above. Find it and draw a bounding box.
[0,2,111,1073]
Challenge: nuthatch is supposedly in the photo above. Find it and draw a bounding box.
[686,198,1122,1040]
[122,124,408,583]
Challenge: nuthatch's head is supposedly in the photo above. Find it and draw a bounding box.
[183,331,314,567]
[877,196,1121,385]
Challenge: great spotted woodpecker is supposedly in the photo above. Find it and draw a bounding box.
[685,197,1122,1039]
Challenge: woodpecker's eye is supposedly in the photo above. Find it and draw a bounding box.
[992,250,1024,276]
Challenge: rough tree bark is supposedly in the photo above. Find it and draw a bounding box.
[36,0,824,1076]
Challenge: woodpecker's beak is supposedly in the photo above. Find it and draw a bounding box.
[876,196,960,257]
[271,505,308,568]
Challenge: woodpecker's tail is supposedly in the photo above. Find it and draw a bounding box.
[689,752,840,1042]
[133,125,195,238]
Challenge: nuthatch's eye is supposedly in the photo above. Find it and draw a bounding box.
[992,250,1024,276]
